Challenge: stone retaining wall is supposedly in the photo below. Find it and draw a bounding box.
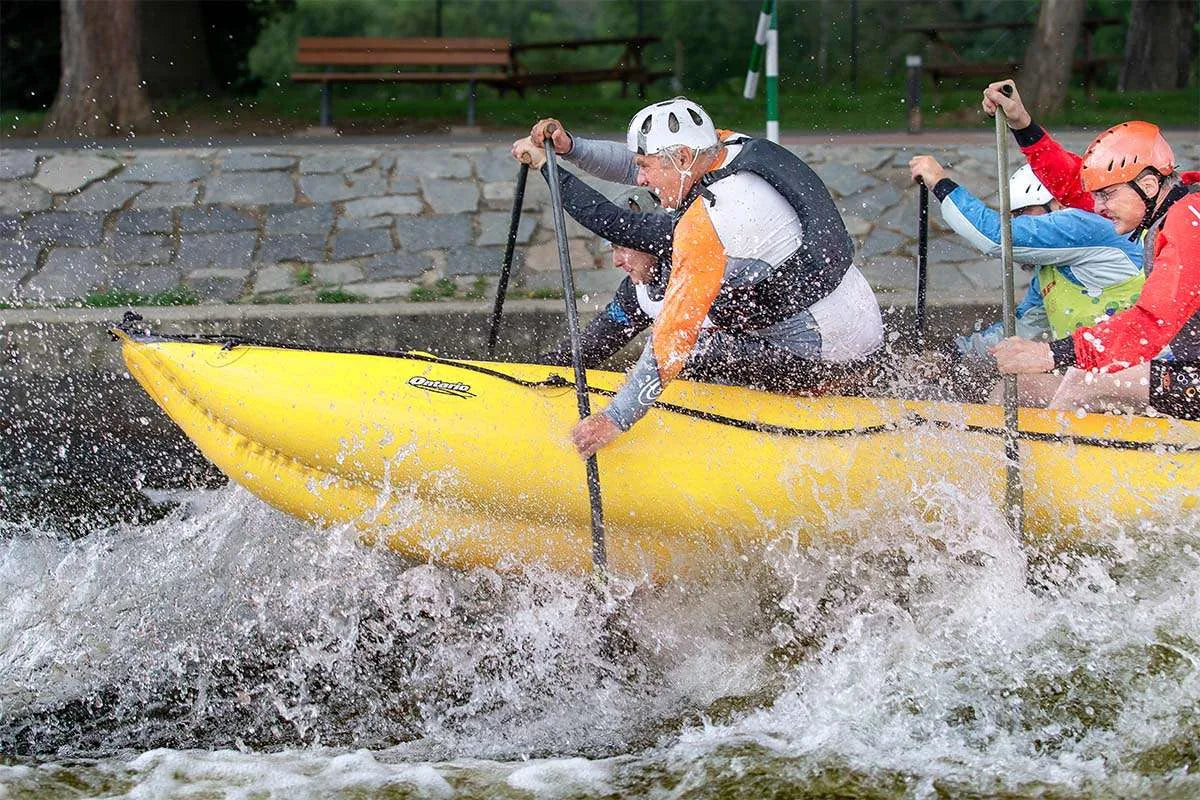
[5,133,1189,309]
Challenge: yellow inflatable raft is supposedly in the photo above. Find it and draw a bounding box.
[115,330,1200,580]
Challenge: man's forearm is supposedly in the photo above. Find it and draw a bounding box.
[543,165,673,256]
[564,136,639,185]
[541,295,649,367]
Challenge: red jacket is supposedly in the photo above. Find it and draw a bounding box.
[1016,124,1200,371]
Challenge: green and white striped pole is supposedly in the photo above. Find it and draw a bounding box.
[743,0,773,100]
[765,0,779,142]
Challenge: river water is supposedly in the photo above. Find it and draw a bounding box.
[1,473,1198,798]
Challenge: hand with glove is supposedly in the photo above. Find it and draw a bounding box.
[955,322,1005,359]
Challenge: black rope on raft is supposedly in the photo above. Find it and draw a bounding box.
[111,325,1199,452]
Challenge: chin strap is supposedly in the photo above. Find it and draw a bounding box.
[670,148,711,210]
[1126,174,1186,242]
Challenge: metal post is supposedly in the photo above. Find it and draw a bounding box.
[905,54,922,134]
[435,0,443,98]
[466,80,477,127]
[672,38,683,94]
[849,0,858,91]
[744,0,773,99]
[542,126,607,573]
[994,83,1024,538]
[766,0,779,142]
[487,164,529,357]
[320,82,332,128]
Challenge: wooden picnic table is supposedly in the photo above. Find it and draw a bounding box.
[902,17,1122,97]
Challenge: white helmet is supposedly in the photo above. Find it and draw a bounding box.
[626,97,718,156]
[1009,164,1054,210]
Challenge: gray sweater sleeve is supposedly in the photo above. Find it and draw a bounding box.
[565,136,639,185]
[602,339,663,431]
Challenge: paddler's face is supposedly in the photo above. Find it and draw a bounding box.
[635,150,691,209]
[1090,173,1160,236]
[612,246,656,284]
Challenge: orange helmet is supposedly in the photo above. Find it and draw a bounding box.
[1079,121,1175,191]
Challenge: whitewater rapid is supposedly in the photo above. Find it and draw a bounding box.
[1,481,1197,798]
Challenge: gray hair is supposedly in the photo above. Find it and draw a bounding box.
[659,142,723,166]
[1137,167,1180,188]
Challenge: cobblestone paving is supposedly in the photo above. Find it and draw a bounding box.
[2,135,1193,307]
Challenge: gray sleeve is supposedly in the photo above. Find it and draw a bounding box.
[1016,305,1051,340]
[565,136,639,185]
[602,339,663,431]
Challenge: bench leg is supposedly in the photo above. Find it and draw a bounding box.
[467,79,477,127]
[320,83,332,127]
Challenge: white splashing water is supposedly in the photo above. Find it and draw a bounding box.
[1,480,1197,799]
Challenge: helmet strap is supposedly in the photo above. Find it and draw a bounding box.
[669,147,703,208]
[1131,182,1189,242]
[1126,174,1162,240]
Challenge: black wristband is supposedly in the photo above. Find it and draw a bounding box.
[932,178,958,202]
[1049,336,1077,369]
[1012,121,1046,149]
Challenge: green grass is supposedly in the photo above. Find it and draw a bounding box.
[81,286,198,308]
[315,286,365,303]
[1,108,45,133]
[248,82,1200,133]
[463,276,489,301]
[5,80,1194,138]
[362,83,1197,132]
[295,265,314,285]
[408,277,458,302]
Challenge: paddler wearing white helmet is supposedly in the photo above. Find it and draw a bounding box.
[981,78,1200,420]
[511,97,885,457]
[909,148,1145,407]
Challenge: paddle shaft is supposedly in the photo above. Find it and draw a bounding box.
[994,84,1025,537]
[543,126,608,572]
[487,163,529,358]
[915,182,929,343]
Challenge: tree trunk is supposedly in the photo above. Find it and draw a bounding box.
[42,0,152,137]
[1120,0,1197,91]
[1021,0,1085,118]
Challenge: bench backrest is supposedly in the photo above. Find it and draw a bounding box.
[296,37,511,69]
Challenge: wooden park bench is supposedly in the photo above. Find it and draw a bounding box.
[903,17,1122,98]
[293,37,512,127]
[293,35,672,127]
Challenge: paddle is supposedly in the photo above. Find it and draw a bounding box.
[915,181,929,344]
[993,82,1025,537]
[541,124,608,573]
[486,163,529,358]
